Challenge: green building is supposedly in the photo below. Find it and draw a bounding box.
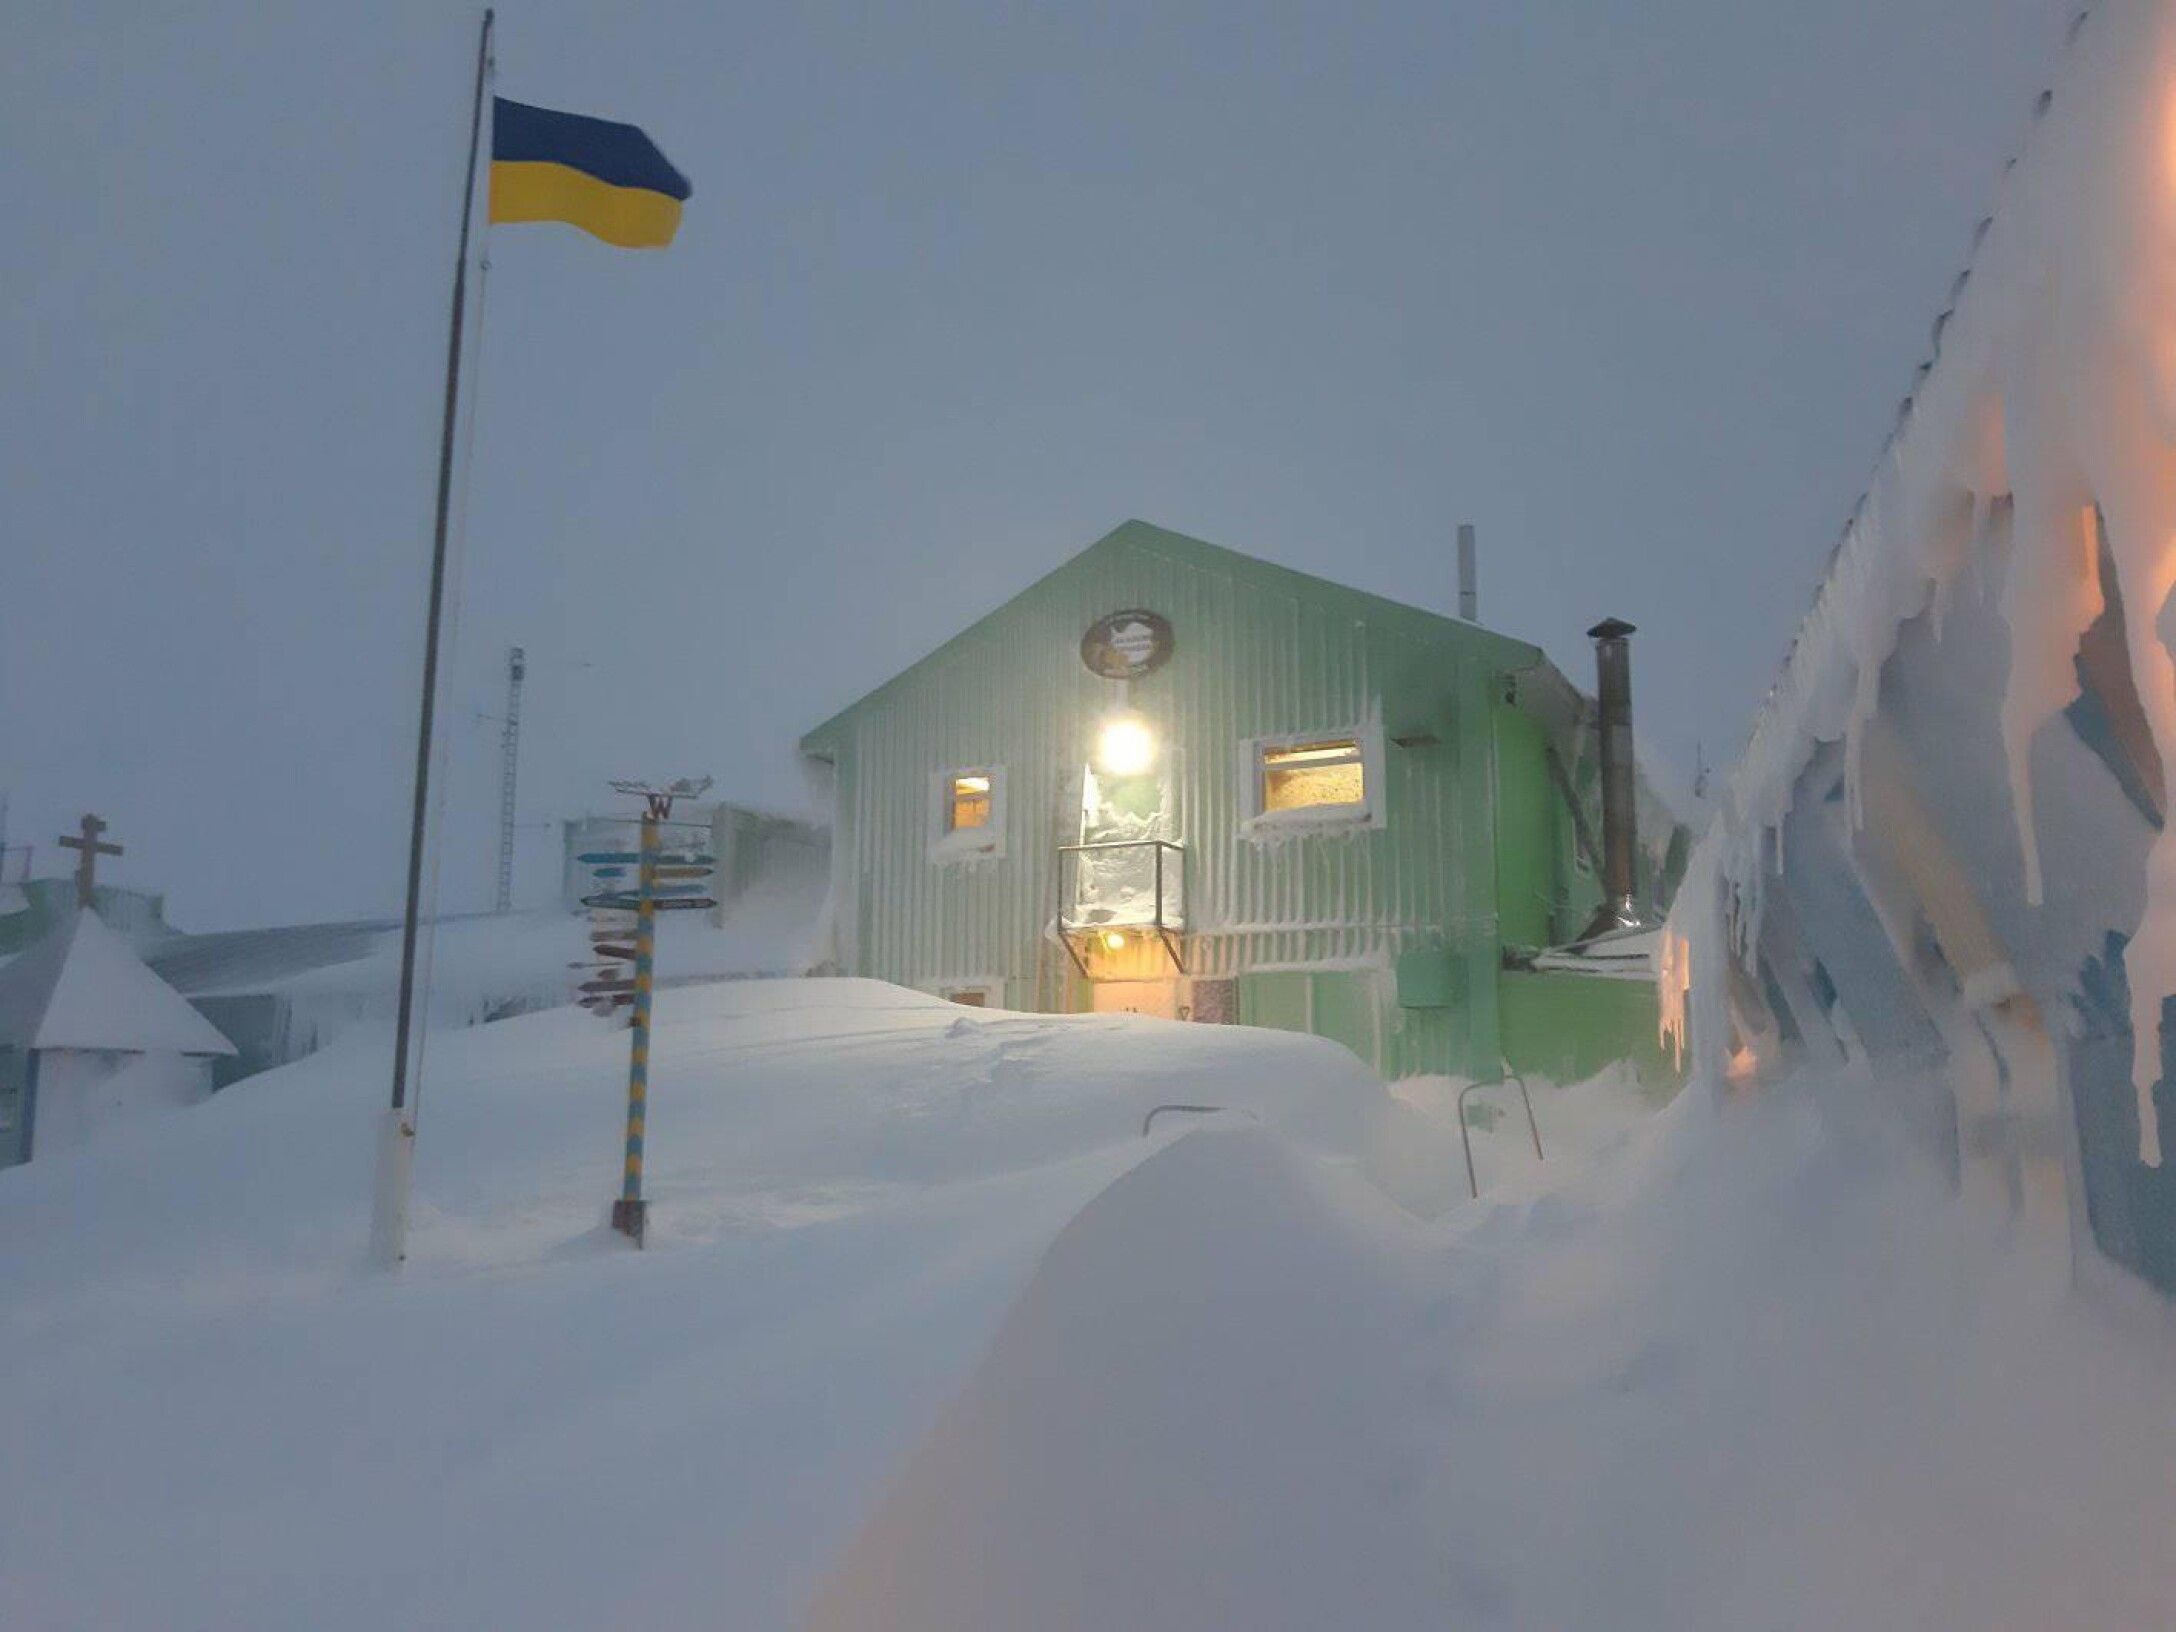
[799,521,1681,1085]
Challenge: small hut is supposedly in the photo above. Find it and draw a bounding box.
[0,909,235,1164]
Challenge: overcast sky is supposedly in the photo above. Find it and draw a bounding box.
[4,1,2071,930]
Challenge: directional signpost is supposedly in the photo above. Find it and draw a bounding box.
[576,776,713,1247]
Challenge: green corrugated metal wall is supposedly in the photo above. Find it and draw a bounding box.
[802,520,1626,1081]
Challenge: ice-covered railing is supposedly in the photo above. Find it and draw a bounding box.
[1664,2,2176,1163]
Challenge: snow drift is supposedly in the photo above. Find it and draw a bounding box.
[0,978,1446,1631]
[809,1072,2176,1631]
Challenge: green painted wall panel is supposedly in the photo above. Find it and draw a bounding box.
[1492,705,1562,949]
[1500,970,1682,1090]
[1240,972,1311,1033]
[1309,971,1380,1071]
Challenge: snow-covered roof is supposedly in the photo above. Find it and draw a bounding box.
[1529,923,1662,982]
[0,909,236,1055]
[147,916,395,998]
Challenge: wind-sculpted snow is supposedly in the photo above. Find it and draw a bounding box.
[809,1073,2176,1631]
[0,978,1457,1631]
[1673,1,2176,1163]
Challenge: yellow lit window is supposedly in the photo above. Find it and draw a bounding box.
[1261,739,1364,811]
[946,772,993,832]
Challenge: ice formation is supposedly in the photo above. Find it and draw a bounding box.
[1671,1,2176,1163]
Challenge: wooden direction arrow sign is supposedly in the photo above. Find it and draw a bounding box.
[576,851,642,865]
[651,897,718,912]
[588,942,637,961]
[581,976,637,995]
[650,865,713,881]
[583,885,710,910]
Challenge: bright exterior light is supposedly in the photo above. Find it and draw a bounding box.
[1102,930,1128,951]
[1097,714,1158,777]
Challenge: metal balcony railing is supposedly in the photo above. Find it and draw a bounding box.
[1057,839,1186,979]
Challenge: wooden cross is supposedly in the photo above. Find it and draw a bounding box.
[57,812,122,908]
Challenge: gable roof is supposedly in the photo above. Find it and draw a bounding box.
[0,909,236,1055]
[147,917,396,997]
[801,519,1542,753]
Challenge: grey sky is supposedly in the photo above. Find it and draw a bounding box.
[3,1,2069,930]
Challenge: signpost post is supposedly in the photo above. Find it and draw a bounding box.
[581,775,711,1247]
[611,808,660,1244]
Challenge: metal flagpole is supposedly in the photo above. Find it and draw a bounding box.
[373,7,496,1268]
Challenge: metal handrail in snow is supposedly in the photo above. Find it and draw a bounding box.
[1458,1074,1544,1199]
[1141,1103,1257,1137]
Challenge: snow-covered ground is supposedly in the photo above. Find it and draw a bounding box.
[1394,1059,1669,1198]
[812,1072,2176,1631]
[0,978,1457,1631]
[165,891,823,1040]
[7,976,2169,1630]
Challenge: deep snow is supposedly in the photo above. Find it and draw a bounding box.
[0,978,1450,1631]
[8,977,2168,1631]
[811,1072,2176,1631]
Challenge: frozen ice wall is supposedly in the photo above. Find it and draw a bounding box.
[1668,0,2176,1298]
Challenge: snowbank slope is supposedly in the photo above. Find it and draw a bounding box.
[811,1074,2176,1631]
[0,979,1422,1632]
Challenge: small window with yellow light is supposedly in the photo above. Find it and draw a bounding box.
[945,772,993,832]
[1261,739,1364,811]
[931,766,1005,860]
[1242,727,1380,836]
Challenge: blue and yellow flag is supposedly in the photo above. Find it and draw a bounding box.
[489,98,691,249]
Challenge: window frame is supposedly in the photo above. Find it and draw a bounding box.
[929,765,1006,862]
[1239,723,1384,837]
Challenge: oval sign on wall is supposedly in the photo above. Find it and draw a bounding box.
[1081,609,1175,680]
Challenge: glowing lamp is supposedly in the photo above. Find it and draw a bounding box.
[1102,930,1128,951]
[1096,714,1158,777]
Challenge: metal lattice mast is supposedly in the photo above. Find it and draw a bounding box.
[495,645,525,913]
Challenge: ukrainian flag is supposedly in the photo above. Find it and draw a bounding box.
[489,98,691,249]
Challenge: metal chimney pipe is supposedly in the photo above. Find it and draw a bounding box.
[1584,617,1643,937]
[1456,524,1478,623]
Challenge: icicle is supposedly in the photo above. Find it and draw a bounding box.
[2126,836,2175,1166]
[2092,442,2176,1169]
[1684,0,2176,1162]
[1656,917,1691,1069]
[1657,840,1730,1084]
[1995,451,2101,906]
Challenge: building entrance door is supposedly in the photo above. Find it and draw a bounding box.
[1091,980,1179,1020]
